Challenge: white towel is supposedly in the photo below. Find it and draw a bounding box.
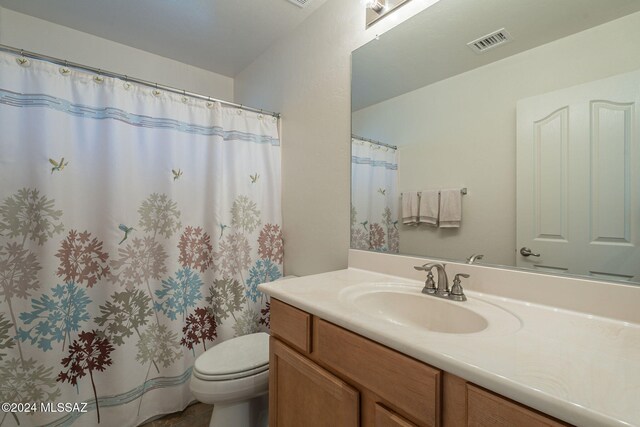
[439,189,462,228]
[419,190,439,226]
[402,192,419,225]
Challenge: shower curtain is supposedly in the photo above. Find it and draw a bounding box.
[351,138,399,253]
[0,52,282,427]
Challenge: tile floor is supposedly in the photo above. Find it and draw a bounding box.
[141,403,213,427]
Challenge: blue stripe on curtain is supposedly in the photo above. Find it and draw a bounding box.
[0,89,280,146]
[42,368,192,427]
[351,155,398,170]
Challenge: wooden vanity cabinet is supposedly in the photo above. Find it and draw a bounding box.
[269,299,572,427]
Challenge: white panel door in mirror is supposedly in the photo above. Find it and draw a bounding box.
[517,70,639,282]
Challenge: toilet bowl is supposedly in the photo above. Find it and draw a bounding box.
[190,332,270,427]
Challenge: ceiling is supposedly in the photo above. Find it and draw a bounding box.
[0,0,327,77]
[352,0,640,110]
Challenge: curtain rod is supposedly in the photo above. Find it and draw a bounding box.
[352,134,397,150]
[0,43,281,118]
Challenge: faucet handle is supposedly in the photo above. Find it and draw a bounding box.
[449,273,469,302]
[421,271,437,295]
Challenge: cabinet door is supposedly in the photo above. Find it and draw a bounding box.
[269,337,359,427]
[375,404,418,427]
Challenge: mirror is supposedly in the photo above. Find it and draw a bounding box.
[351,0,640,285]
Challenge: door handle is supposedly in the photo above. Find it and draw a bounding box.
[520,247,540,257]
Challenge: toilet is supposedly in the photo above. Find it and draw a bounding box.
[190,332,270,427]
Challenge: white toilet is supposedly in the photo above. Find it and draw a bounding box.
[190,332,270,427]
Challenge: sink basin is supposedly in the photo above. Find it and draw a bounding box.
[340,282,522,335]
[354,290,488,333]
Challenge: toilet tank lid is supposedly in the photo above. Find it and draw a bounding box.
[194,332,269,376]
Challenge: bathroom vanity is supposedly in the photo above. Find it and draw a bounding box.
[269,299,567,426]
[259,256,640,427]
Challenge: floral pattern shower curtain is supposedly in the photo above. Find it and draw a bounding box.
[0,52,282,427]
[351,138,399,253]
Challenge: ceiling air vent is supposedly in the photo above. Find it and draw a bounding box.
[286,0,312,8]
[467,28,513,54]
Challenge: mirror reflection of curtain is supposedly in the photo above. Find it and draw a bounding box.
[351,138,399,253]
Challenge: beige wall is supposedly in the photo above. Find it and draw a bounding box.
[0,7,234,100]
[234,0,441,276]
[352,11,640,266]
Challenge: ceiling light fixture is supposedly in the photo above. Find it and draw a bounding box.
[286,0,312,8]
[364,0,412,28]
[365,0,385,14]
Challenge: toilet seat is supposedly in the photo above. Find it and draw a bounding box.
[193,332,269,382]
[194,363,268,381]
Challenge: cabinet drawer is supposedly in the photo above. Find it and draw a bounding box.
[270,299,312,354]
[467,384,570,427]
[375,404,418,427]
[314,319,441,426]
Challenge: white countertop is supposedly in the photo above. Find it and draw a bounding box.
[259,268,640,427]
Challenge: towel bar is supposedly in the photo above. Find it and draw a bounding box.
[401,188,467,196]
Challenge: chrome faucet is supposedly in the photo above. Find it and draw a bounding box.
[466,254,484,264]
[414,263,469,302]
[414,262,449,297]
